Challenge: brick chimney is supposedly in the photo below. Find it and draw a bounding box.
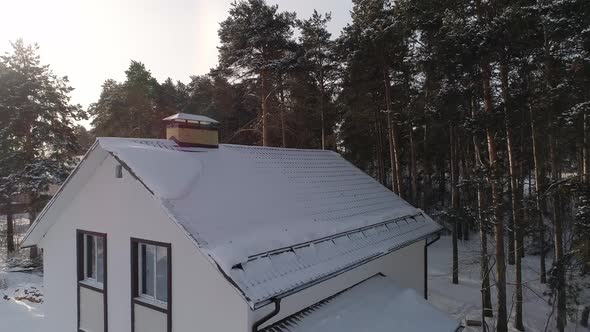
[163,113,219,148]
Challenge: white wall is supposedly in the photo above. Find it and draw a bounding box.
[79,287,104,332]
[134,303,167,332]
[252,240,425,328]
[40,153,249,332]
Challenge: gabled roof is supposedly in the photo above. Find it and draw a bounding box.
[262,274,460,332]
[22,138,443,308]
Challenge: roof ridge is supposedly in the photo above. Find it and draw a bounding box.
[97,137,172,142]
[221,143,339,153]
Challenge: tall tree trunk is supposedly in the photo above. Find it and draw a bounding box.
[520,117,528,259]
[320,84,325,150]
[475,153,493,319]
[422,84,431,208]
[278,75,287,148]
[473,0,508,326]
[382,62,403,197]
[549,133,566,332]
[473,96,493,318]
[374,115,386,185]
[261,69,270,147]
[460,137,470,241]
[451,124,459,285]
[410,126,418,206]
[478,184,494,318]
[482,61,508,332]
[438,158,446,207]
[553,192,566,332]
[385,110,396,193]
[6,200,15,253]
[584,113,589,184]
[24,122,39,260]
[582,306,590,327]
[499,59,516,265]
[530,105,547,284]
[500,56,524,331]
[29,207,38,260]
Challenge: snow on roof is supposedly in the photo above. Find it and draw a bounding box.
[232,213,440,305]
[262,274,460,332]
[27,137,442,308]
[162,113,219,124]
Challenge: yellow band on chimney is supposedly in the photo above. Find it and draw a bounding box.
[166,126,219,147]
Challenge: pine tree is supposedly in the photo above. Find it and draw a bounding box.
[90,61,159,138]
[0,40,84,257]
[298,10,337,150]
[218,0,296,147]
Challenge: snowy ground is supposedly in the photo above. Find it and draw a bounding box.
[0,234,588,331]
[0,214,44,332]
[429,235,589,332]
[0,268,44,331]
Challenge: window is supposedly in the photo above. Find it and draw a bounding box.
[83,233,104,284]
[138,243,169,304]
[76,230,108,332]
[131,238,171,332]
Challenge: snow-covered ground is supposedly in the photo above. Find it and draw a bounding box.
[429,236,589,332]
[0,215,45,332]
[0,235,587,331]
[0,269,44,332]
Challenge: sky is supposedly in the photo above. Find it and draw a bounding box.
[0,0,353,114]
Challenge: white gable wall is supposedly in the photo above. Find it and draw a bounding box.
[39,153,249,332]
[252,240,425,328]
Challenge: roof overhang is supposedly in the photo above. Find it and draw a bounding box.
[246,216,443,309]
[261,274,460,332]
[21,141,106,248]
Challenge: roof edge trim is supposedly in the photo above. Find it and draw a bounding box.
[21,141,101,247]
[246,212,427,261]
[252,224,444,309]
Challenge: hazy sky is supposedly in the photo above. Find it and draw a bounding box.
[0,0,353,111]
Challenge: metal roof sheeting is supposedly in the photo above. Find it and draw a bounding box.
[231,213,442,305]
[262,275,459,332]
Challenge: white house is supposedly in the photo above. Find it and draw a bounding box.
[22,113,460,332]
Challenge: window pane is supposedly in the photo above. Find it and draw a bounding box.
[96,237,104,284]
[141,244,155,297]
[86,235,96,279]
[156,246,168,302]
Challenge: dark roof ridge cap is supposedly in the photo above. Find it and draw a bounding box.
[220,143,340,154]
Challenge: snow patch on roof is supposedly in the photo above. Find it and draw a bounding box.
[262,274,459,332]
[232,214,441,305]
[99,138,202,200]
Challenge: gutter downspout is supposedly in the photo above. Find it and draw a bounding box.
[252,299,281,332]
[424,233,441,300]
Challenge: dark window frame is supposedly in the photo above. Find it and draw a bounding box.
[82,233,105,284]
[76,229,108,332]
[130,237,172,332]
